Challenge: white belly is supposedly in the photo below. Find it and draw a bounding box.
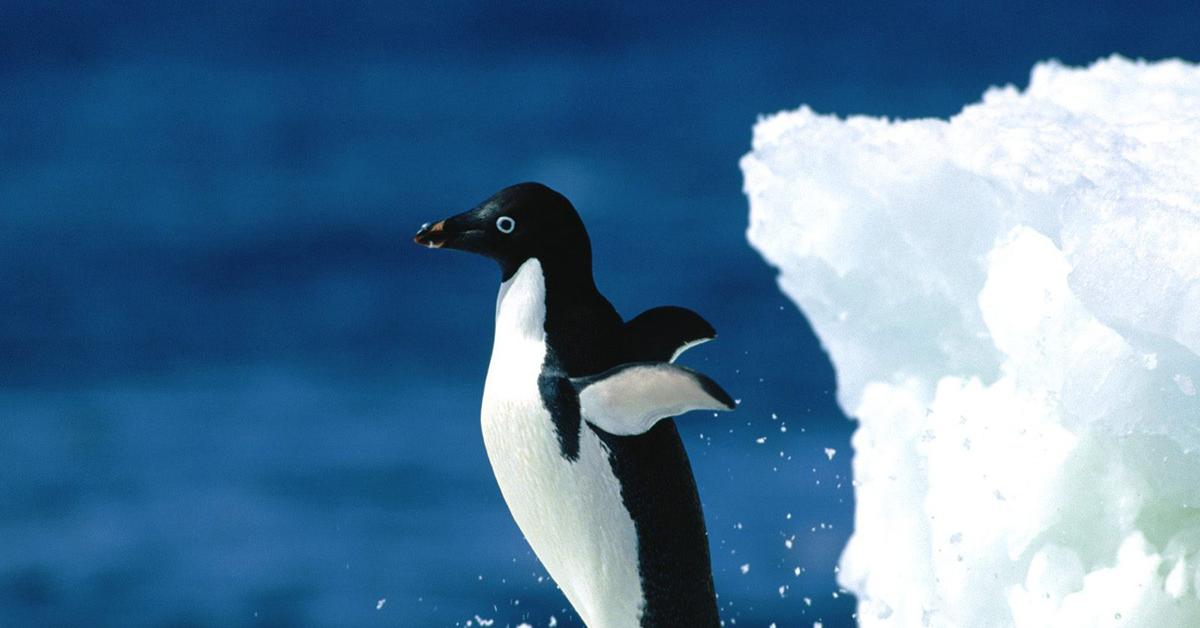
[479,259,644,628]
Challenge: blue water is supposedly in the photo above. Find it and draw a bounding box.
[3,2,1197,626]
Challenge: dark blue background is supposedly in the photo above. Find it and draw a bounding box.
[3,2,1196,626]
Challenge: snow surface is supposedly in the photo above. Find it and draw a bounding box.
[742,56,1200,627]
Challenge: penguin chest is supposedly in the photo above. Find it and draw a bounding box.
[479,259,644,628]
[481,355,644,628]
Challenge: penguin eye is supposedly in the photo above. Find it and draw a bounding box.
[496,216,516,234]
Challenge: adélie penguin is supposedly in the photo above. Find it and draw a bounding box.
[415,182,734,627]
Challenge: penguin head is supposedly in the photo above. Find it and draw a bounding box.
[415,182,591,278]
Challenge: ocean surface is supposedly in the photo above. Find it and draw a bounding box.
[3,2,1197,626]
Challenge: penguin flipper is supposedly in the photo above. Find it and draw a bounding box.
[572,362,735,436]
[623,306,716,363]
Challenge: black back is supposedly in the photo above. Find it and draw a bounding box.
[592,420,719,627]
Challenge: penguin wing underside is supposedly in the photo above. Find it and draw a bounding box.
[572,362,735,436]
[622,306,716,363]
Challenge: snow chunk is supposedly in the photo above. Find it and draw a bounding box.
[743,56,1200,627]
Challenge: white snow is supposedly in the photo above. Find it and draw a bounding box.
[742,56,1200,627]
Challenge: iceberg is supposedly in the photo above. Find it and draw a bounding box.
[742,56,1200,627]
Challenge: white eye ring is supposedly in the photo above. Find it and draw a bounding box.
[496,216,516,234]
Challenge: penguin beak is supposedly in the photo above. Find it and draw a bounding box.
[414,220,450,249]
[414,211,488,252]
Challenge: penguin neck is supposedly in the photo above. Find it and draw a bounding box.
[499,249,599,307]
[502,239,594,283]
[494,258,550,343]
[494,255,617,375]
[540,254,598,303]
[497,252,598,310]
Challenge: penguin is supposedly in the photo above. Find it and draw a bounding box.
[414,182,733,627]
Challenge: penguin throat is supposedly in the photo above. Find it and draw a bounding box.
[494,258,548,342]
